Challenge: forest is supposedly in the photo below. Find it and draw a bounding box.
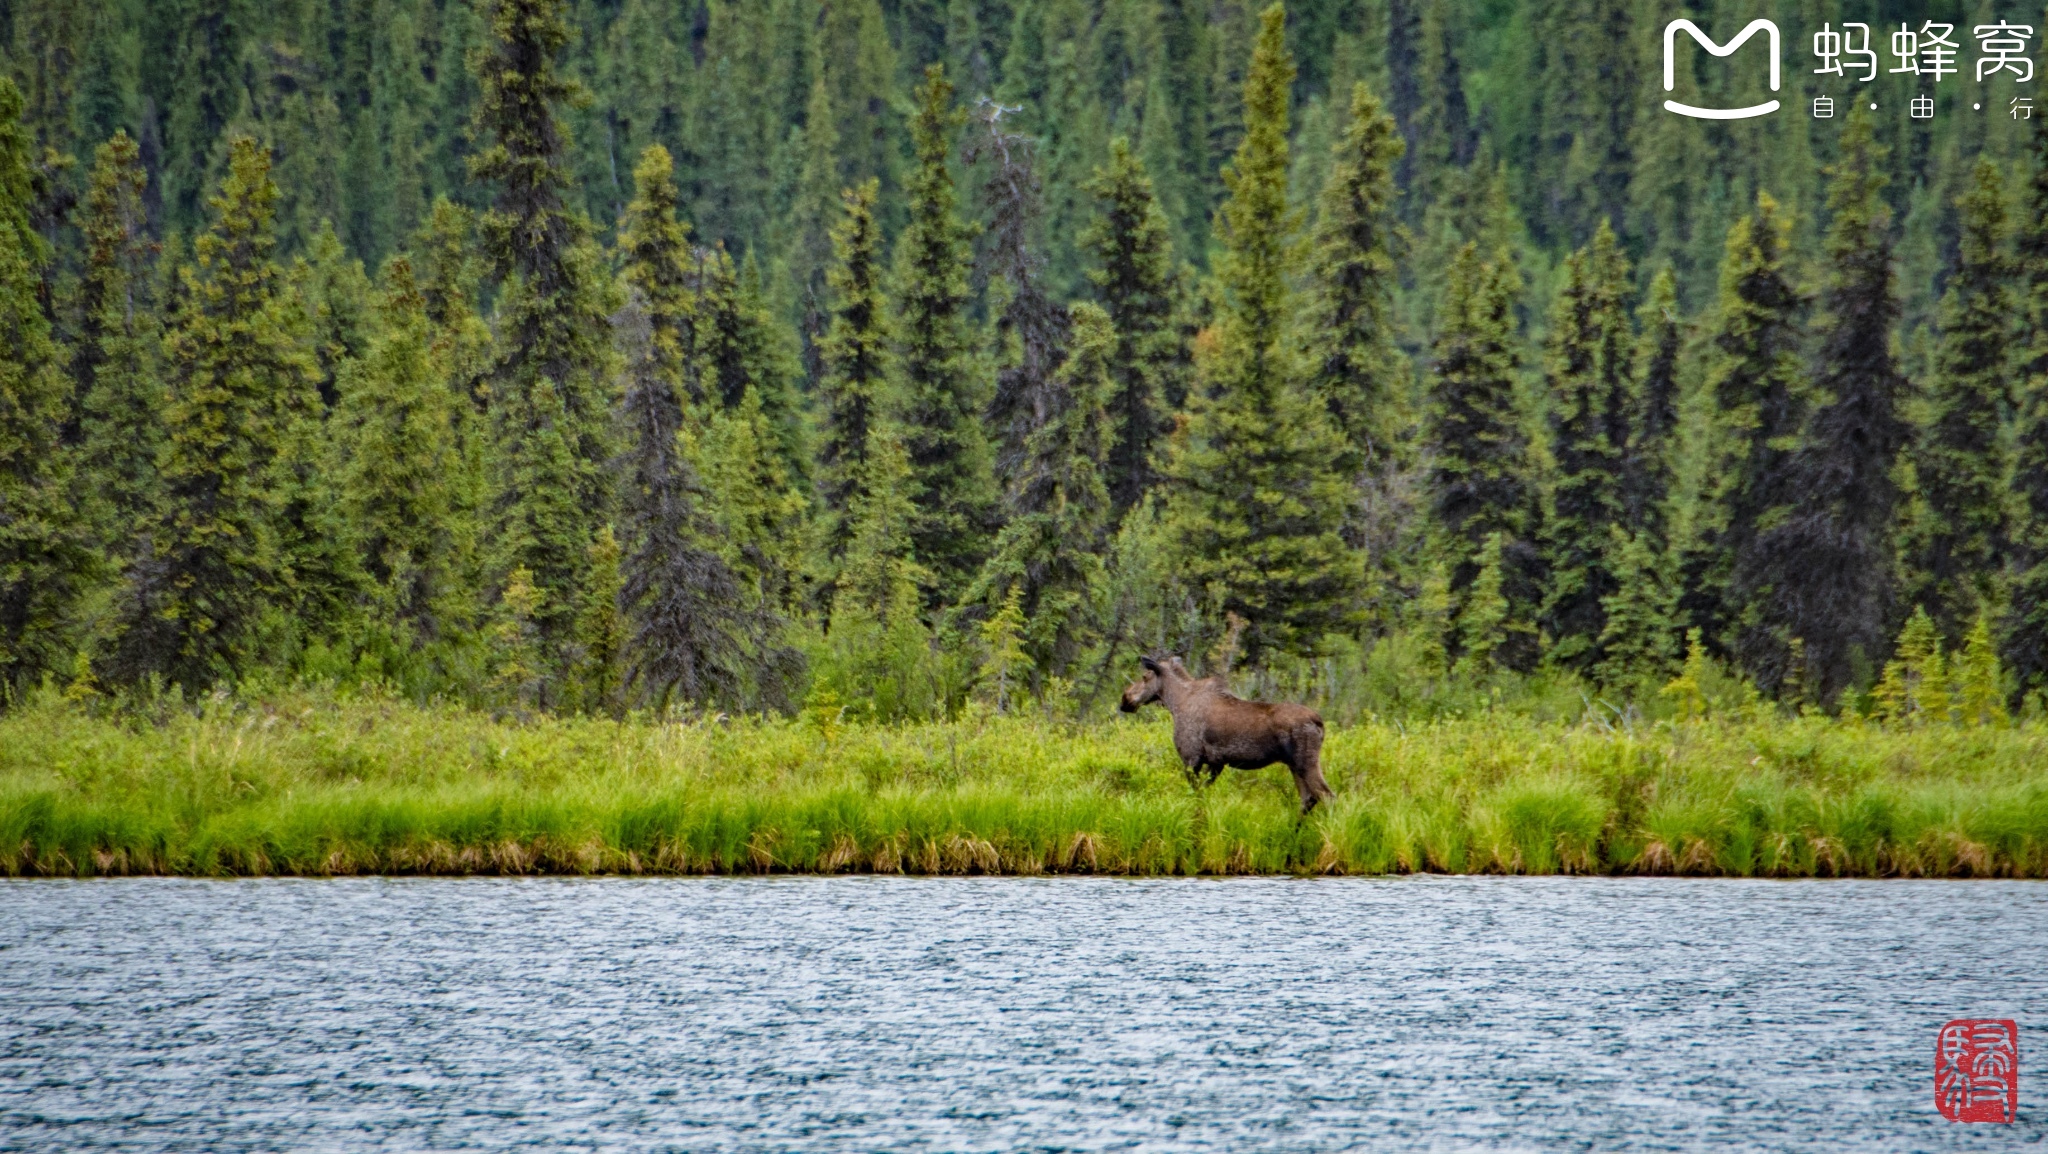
[2,0,2048,729]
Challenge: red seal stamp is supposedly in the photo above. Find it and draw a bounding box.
[1935,1019,2018,1123]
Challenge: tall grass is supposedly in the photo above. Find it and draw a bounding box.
[3,689,2046,877]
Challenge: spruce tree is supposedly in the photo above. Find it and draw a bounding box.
[2010,99,2048,694]
[301,222,375,409]
[1081,137,1178,521]
[333,256,459,646]
[111,137,321,687]
[1906,158,2012,646]
[1623,267,1681,543]
[1757,113,1910,700]
[787,72,841,375]
[1300,81,1406,476]
[1682,193,1805,684]
[696,249,809,487]
[1427,243,1539,671]
[0,77,91,689]
[615,145,698,410]
[816,179,892,561]
[975,99,1073,511]
[1594,525,1680,686]
[967,300,1116,681]
[468,0,621,691]
[160,0,242,235]
[74,129,164,545]
[832,424,927,628]
[893,64,994,602]
[613,289,752,712]
[1159,4,1363,664]
[1540,219,1634,671]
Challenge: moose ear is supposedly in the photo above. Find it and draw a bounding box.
[1139,655,1161,674]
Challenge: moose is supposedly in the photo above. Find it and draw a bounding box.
[1119,655,1335,815]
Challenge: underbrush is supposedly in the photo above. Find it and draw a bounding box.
[3,687,2045,878]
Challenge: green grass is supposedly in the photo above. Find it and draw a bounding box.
[3,691,2047,877]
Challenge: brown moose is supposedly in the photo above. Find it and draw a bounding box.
[1119,655,1335,815]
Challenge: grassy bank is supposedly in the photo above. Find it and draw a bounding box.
[3,691,2047,878]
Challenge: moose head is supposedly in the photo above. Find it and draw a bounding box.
[1119,655,1176,713]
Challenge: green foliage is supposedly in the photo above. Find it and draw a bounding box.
[1082,137,1179,520]
[1300,81,1405,475]
[1688,194,1806,689]
[967,301,1116,680]
[893,64,993,602]
[110,136,321,689]
[1595,525,1679,688]
[1875,607,1951,727]
[9,690,2048,877]
[0,78,92,689]
[1427,244,1537,670]
[1906,158,2012,645]
[1624,267,1681,543]
[469,0,621,690]
[332,256,459,647]
[2013,111,2048,694]
[570,524,624,716]
[816,179,891,560]
[74,130,163,544]
[1540,220,1633,671]
[1453,531,1517,678]
[1160,5,1363,665]
[1762,111,1908,704]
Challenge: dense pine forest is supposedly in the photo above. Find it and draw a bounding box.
[4,0,2048,725]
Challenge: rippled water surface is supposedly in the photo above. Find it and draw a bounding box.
[1,877,2042,1151]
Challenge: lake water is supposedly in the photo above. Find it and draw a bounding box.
[0,876,2040,1151]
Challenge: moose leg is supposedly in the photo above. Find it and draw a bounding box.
[1291,726,1336,816]
[1204,764,1225,787]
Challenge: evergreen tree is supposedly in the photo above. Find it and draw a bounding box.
[333,256,459,646]
[1682,193,1805,685]
[1427,243,1538,670]
[615,145,698,409]
[893,64,993,602]
[74,129,164,543]
[612,288,752,712]
[301,222,375,408]
[571,522,625,714]
[968,300,1116,680]
[1300,81,1406,476]
[1159,4,1363,664]
[1540,219,1633,671]
[1906,158,2012,645]
[110,137,321,687]
[0,77,91,689]
[159,0,243,235]
[822,0,898,211]
[1594,524,1679,686]
[694,247,808,486]
[786,72,841,374]
[1623,266,1681,543]
[698,373,808,613]
[974,100,1072,508]
[832,424,927,627]
[816,178,892,560]
[2010,98,2048,694]
[1081,136,1178,520]
[1758,113,1910,701]
[367,0,433,262]
[468,0,621,689]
